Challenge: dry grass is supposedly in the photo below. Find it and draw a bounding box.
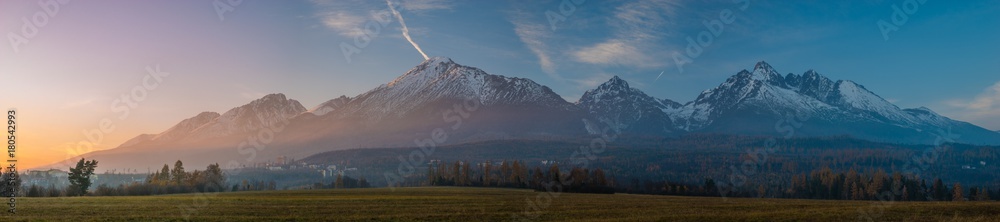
[4,187,999,221]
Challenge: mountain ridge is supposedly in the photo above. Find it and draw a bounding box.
[40,58,1000,171]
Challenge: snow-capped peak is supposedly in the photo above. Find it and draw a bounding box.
[607,75,628,87]
[387,57,457,87]
[833,80,881,106]
[245,93,305,112]
[586,75,631,95]
[578,76,678,134]
[750,61,784,83]
[826,80,917,123]
[754,61,774,72]
[425,56,454,64]
[343,56,571,121]
[802,69,821,79]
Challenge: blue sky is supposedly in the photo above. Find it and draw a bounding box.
[2,0,999,167]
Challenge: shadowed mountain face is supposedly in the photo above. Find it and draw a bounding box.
[577,76,681,135]
[661,61,1000,145]
[43,58,1000,171]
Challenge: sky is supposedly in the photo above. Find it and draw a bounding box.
[1,0,998,169]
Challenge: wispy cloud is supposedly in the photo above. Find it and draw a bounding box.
[611,0,679,41]
[311,0,380,38]
[945,81,1000,129]
[572,39,659,68]
[400,0,454,11]
[510,12,558,79]
[570,0,680,68]
[320,12,368,37]
[311,0,448,59]
[387,0,430,60]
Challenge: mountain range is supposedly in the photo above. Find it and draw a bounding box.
[44,57,1000,171]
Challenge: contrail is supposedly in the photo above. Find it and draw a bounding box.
[654,70,665,82]
[386,0,429,60]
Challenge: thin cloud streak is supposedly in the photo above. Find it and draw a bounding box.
[387,0,430,60]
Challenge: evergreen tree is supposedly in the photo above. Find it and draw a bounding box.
[969,187,978,201]
[358,177,369,188]
[204,163,225,191]
[67,158,98,196]
[171,160,187,185]
[158,164,171,183]
[27,184,40,197]
[932,178,945,201]
[47,184,61,197]
[703,178,716,195]
[594,169,608,187]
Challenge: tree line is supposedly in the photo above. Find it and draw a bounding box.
[424,160,614,194]
[310,174,370,189]
[16,158,99,197]
[20,159,232,197]
[781,167,993,201]
[626,167,997,201]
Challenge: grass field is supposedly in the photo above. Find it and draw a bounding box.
[4,187,1000,221]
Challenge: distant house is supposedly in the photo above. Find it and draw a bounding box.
[24,170,45,177]
[276,156,287,165]
[25,169,67,177]
[267,166,284,171]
